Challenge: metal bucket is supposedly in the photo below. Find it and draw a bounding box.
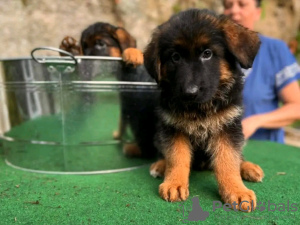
[0,47,159,174]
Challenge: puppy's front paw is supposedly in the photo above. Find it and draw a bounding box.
[122,48,144,67]
[122,143,142,157]
[59,36,82,56]
[241,161,264,182]
[159,181,189,202]
[222,188,256,212]
[112,130,121,140]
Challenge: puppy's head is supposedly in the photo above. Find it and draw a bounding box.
[80,22,136,56]
[144,9,260,104]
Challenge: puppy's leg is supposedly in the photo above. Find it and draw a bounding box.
[112,116,142,157]
[113,119,142,157]
[113,116,126,140]
[159,134,191,202]
[241,161,264,182]
[150,159,166,178]
[213,136,256,212]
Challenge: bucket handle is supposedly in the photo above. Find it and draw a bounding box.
[31,47,78,65]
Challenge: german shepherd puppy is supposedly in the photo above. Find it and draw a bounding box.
[59,22,143,65]
[144,9,264,212]
[59,23,157,158]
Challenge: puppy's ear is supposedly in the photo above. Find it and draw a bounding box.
[114,27,137,52]
[144,31,161,83]
[220,15,260,69]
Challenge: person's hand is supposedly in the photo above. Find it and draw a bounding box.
[241,115,263,139]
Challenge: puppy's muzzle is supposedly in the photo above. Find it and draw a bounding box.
[182,85,199,99]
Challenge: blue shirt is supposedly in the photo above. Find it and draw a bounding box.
[242,35,300,143]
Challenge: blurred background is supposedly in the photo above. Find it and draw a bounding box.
[0,0,300,147]
[0,0,300,60]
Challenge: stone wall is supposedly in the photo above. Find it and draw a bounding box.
[0,0,299,58]
[255,0,300,43]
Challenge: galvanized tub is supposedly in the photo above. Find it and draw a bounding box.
[0,47,159,174]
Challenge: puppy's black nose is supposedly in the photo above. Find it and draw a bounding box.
[183,85,199,98]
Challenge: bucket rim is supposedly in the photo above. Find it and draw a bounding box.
[0,55,123,62]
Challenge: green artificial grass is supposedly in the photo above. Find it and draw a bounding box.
[0,141,300,225]
[0,76,299,224]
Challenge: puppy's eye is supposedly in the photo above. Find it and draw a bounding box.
[171,52,181,63]
[201,49,213,60]
[95,40,107,49]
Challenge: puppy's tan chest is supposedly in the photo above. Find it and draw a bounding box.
[161,106,242,139]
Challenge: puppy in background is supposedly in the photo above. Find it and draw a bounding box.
[60,22,143,66]
[144,9,264,212]
[60,22,158,158]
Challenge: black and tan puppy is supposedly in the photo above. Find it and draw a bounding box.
[60,22,158,158]
[144,9,264,212]
[60,22,143,66]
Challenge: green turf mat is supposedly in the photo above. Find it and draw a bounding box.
[0,141,299,225]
